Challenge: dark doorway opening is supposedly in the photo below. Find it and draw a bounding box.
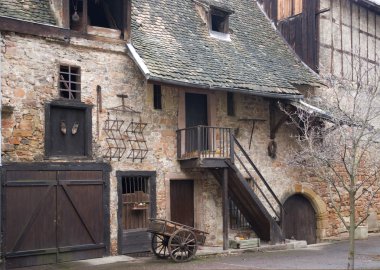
[170,180,194,227]
[185,93,208,153]
[283,194,317,244]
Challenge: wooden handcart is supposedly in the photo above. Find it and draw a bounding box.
[148,218,208,262]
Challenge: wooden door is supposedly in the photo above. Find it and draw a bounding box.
[50,106,87,156]
[170,180,194,227]
[185,93,208,128]
[121,175,152,254]
[3,167,106,268]
[57,171,105,262]
[185,93,208,152]
[283,194,316,244]
[4,171,58,268]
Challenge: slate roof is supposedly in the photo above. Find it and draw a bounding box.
[0,0,56,25]
[130,0,320,98]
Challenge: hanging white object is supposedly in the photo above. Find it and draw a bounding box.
[72,11,80,22]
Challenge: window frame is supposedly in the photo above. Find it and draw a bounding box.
[59,65,81,101]
[65,0,131,40]
[44,100,93,159]
[209,7,230,34]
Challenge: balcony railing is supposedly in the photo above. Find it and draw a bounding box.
[176,126,234,160]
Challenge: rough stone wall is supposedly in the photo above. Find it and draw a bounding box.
[1,29,362,255]
[317,0,380,234]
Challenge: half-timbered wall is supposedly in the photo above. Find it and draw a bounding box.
[319,0,380,84]
[258,0,319,71]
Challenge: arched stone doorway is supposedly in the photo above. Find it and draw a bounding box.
[281,183,329,243]
[283,194,316,244]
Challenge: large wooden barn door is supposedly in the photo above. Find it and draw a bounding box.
[170,180,194,227]
[57,171,105,262]
[4,171,58,268]
[283,194,316,244]
[3,166,107,268]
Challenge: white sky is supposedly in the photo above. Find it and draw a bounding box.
[368,0,380,5]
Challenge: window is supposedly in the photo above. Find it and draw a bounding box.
[227,92,235,116]
[210,8,229,33]
[45,101,92,158]
[69,0,129,39]
[153,84,162,110]
[277,0,303,20]
[59,65,81,100]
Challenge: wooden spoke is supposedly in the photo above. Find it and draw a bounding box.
[151,233,170,259]
[168,229,197,262]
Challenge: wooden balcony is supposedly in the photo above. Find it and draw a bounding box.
[176,126,234,168]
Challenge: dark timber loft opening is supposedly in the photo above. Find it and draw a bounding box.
[69,0,130,39]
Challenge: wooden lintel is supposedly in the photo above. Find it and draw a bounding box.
[0,16,70,40]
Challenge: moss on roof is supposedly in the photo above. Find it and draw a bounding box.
[0,0,56,25]
[131,0,320,97]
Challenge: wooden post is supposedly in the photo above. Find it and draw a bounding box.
[82,0,88,34]
[229,130,234,163]
[222,168,229,250]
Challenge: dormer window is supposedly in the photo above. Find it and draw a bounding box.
[210,8,229,34]
[69,0,130,39]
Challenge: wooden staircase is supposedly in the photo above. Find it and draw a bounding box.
[177,126,284,244]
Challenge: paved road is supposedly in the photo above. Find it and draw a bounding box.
[16,235,380,270]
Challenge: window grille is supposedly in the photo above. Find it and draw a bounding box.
[230,199,252,230]
[121,176,151,230]
[59,65,81,100]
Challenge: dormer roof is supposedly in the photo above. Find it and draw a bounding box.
[130,0,320,98]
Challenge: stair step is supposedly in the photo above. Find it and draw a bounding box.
[229,238,260,249]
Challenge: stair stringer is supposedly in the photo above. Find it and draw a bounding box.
[210,160,284,244]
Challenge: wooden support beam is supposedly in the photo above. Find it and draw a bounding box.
[222,168,229,250]
[82,0,88,34]
[269,101,288,140]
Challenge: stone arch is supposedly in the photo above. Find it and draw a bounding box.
[281,183,329,242]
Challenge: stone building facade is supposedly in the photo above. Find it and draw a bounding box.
[258,0,380,236]
[0,0,339,268]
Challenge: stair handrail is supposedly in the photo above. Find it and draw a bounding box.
[232,135,284,222]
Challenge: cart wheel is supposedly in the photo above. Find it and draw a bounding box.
[168,229,197,262]
[151,233,170,259]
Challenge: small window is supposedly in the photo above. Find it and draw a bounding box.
[153,84,162,110]
[277,0,303,20]
[59,65,81,100]
[211,8,229,33]
[227,92,235,116]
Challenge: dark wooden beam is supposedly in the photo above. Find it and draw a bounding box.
[269,101,288,140]
[82,0,88,34]
[125,0,132,41]
[62,0,70,29]
[0,17,70,40]
[222,168,229,250]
